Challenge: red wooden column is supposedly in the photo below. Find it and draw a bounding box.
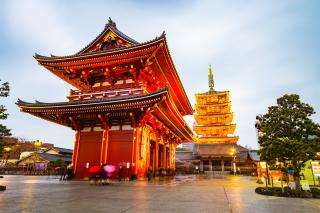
[144,129,150,175]
[172,143,176,170]
[163,144,167,171]
[133,127,141,175]
[168,142,172,169]
[100,130,109,164]
[155,139,159,173]
[98,114,109,165]
[72,130,81,174]
[132,128,137,174]
[69,116,80,174]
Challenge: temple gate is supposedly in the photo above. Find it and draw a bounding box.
[17,18,194,179]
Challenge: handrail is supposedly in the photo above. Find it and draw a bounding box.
[67,87,144,102]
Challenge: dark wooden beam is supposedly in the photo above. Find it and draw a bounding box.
[98,114,109,129]
[129,112,136,127]
[69,116,79,130]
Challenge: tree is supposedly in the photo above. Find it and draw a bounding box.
[258,94,320,190]
[0,79,11,157]
[54,159,65,167]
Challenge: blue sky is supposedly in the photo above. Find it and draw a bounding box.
[0,0,319,149]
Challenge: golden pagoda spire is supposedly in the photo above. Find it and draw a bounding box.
[208,65,214,92]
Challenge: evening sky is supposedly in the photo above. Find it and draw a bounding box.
[0,0,319,149]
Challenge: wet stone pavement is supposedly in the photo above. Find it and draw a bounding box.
[0,175,319,213]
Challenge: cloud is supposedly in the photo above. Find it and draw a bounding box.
[3,1,77,54]
[1,0,319,149]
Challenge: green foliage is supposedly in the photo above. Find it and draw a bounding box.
[54,159,65,167]
[258,94,320,168]
[258,94,320,190]
[0,80,9,97]
[0,79,11,156]
[310,188,320,198]
[0,141,4,157]
[0,124,11,137]
[255,186,319,198]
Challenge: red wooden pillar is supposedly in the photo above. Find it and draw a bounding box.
[155,139,159,173]
[100,129,109,164]
[163,144,167,171]
[98,114,109,165]
[136,126,147,177]
[72,131,81,174]
[69,116,80,175]
[133,127,141,175]
[172,144,176,170]
[143,127,149,177]
[168,142,172,169]
[132,128,136,174]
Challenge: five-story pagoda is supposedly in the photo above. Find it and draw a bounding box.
[193,66,239,174]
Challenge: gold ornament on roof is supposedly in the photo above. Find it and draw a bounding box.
[208,65,214,92]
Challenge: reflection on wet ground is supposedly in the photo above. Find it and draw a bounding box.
[1,175,319,213]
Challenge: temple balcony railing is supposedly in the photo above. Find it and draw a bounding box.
[67,87,144,102]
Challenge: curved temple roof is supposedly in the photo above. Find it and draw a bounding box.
[33,18,193,116]
[17,87,194,142]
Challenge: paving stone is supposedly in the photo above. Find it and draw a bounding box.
[0,175,319,213]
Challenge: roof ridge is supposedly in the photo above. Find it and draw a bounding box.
[77,17,139,55]
[34,34,165,60]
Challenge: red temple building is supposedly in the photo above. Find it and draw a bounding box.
[17,18,194,179]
